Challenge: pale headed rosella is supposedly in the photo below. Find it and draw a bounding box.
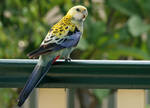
[17,5,88,107]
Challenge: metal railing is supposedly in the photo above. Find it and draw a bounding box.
[1,59,150,88]
[0,59,150,108]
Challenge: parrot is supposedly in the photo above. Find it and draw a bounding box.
[17,5,88,107]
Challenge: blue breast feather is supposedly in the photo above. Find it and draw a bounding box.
[59,32,81,48]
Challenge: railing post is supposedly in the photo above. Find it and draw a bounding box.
[67,88,75,108]
[29,89,38,108]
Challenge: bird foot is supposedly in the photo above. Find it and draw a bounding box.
[65,58,72,62]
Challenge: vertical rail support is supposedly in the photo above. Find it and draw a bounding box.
[67,88,75,108]
[108,90,117,108]
[29,89,38,108]
[117,89,145,108]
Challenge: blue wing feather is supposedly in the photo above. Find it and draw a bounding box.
[61,32,81,47]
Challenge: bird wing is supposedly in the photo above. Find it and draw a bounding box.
[28,28,81,58]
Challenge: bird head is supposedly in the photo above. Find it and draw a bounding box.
[67,5,88,22]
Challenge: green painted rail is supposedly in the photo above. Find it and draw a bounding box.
[0,59,150,88]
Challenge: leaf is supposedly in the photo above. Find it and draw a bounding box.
[127,16,150,36]
[85,16,106,44]
[77,38,88,50]
[107,45,150,60]
[93,89,110,103]
[107,0,141,16]
[0,29,7,42]
[137,0,150,17]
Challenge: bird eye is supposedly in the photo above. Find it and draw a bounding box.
[76,8,80,12]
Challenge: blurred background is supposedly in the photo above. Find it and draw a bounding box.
[1,0,150,108]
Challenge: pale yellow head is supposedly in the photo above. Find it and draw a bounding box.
[67,5,88,22]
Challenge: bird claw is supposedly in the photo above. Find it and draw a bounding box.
[65,58,72,62]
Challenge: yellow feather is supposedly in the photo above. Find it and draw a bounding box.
[48,5,87,38]
[51,14,76,37]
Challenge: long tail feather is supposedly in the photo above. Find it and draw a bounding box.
[27,48,43,59]
[17,58,54,107]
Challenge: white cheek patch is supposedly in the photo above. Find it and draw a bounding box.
[74,13,83,20]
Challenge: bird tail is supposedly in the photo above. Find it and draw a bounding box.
[17,57,55,107]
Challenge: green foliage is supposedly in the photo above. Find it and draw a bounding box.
[128,16,150,36]
[1,0,150,60]
[77,0,150,60]
[107,0,141,16]
[1,0,150,107]
[146,104,150,108]
[93,89,110,104]
[0,88,18,108]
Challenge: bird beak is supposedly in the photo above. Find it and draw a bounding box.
[82,10,88,19]
[83,15,86,19]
